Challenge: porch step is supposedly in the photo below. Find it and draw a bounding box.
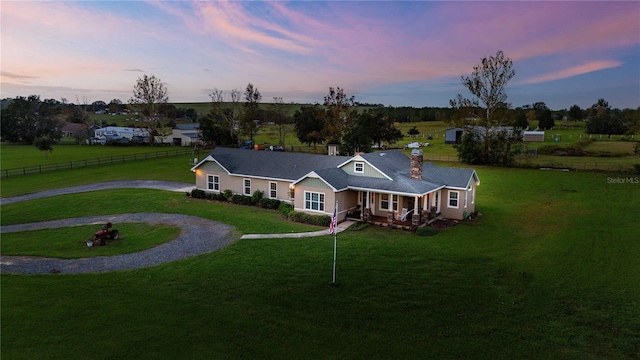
[426,215,444,225]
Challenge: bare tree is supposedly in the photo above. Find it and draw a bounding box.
[210,88,241,139]
[129,74,169,145]
[451,50,515,123]
[241,83,262,142]
[449,51,519,166]
[271,96,288,147]
[74,95,94,145]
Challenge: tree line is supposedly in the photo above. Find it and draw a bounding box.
[2,64,638,161]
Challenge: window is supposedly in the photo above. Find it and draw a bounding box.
[448,191,459,208]
[269,182,277,199]
[243,178,251,196]
[207,175,220,191]
[354,162,364,173]
[392,195,399,211]
[472,187,475,205]
[304,191,325,212]
[380,193,390,210]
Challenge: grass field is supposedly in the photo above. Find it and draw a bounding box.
[1,223,180,258]
[0,142,188,170]
[1,159,639,358]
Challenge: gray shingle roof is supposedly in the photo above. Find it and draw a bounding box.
[207,147,350,181]
[203,147,477,194]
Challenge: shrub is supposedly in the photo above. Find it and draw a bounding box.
[231,194,253,206]
[211,193,228,202]
[537,144,587,156]
[416,226,439,236]
[259,198,281,210]
[190,189,207,199]
[288,211,331,226]
[278,203,294,217]
[573,139,594,148]
[223,189,233,200]
[633,164,640,175]
[251,190,264,205]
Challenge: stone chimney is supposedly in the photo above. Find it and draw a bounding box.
[410,149,423,180]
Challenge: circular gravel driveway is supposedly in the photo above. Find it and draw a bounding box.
[0,181,237,275]
[1,180,351,275]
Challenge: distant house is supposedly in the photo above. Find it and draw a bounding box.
[93,126,150,143]
[157,123,202,146]
[60,123,85,138]
[446,126,518,144]
[445,128,464,144]
[191,147,480,227]
[523,131,545,142]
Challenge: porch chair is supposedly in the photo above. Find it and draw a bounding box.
[398,208,408,221]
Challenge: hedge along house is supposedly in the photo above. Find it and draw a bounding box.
[191,147,480,228]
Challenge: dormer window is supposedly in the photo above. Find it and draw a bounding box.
[354,162,364,173]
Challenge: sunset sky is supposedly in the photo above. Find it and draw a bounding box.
[1,1,639,110]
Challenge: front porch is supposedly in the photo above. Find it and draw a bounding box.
[346,208,442,231]
[343,190,442,230]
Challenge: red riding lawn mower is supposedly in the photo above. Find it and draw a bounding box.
[86,222,119,247]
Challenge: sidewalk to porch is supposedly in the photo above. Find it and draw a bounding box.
[240,220,356,239]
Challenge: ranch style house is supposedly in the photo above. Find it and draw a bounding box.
[191,147,480,228]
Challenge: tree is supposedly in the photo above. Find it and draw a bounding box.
[512,108,529,129]
[199,115,238,147]
[33,136,55,159]
[341,110,402,155]
[534,102,554,129]
[586,99,628,135]
[0,95,62,143]
[449,51,518,166]
[210,88,241,140]
[568,105,583,121]
[240,83,262,142]
[91,100,107,112]
[407,126,420,138]
[341,112,374,155]
[270,97,288,147]
[323,87,356,144]
[75,96,95,145]
[369,111,402,148]
[129,74,169,145]
[108,99,123,113]
[294,105,325,148]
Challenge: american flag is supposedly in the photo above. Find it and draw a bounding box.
[328,207,337,234]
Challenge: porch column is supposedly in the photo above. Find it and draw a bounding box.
[421,196,429,221]
[412,196,420,226]
[363,191,371,221]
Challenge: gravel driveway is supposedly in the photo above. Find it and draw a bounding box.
[0,180,350,275]
[0,213,238,274]
[0,181,233,275]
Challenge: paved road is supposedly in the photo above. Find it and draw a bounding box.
[0,181,354,274]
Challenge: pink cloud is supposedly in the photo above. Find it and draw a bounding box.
[521,60,624,84]
[188,2,319,55]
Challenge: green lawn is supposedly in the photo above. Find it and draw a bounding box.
[0,142,187,170]
[1,223,180,258]
[2,165,639,359]
[0,155,195,197]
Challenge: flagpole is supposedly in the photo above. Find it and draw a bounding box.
[332,201,338,285]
